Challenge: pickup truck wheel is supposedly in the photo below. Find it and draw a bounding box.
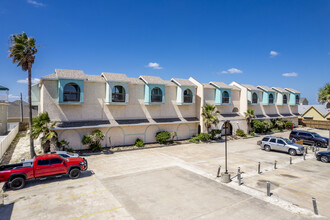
[289,149,297,156]
[321,156,329,163]
[9,177,25,190]
[264,145,271,152]
[69,168,81,179]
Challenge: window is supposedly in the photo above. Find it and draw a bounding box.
[151,87,162,102]
[295,95,299,105]
[269,93,274,104]
[222,91,230,104]
[283,94,288,104]
[252,92,258,104]
[269,138,276,143]
[50,158,63,165]
[262,137,270,142]
[232,107,239,113]
[63,83,80,102]
[112,85,125,102]
[277,139,285,145]
[183,89,193,103]
[37,159,50,166]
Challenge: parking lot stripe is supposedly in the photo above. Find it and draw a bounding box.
[70,206,123,220]
[13,202,44,211]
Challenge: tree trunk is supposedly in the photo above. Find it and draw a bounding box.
[28,65,36,158]
[49,137,58,152]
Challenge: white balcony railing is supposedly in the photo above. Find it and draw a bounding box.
[0,93,8,102]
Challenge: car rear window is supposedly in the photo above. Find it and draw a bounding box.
[262,137,270,141]
[50,158,63,165]
[269,138,276,143]
[37,159,50,166]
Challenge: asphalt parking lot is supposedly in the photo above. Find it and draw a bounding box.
[1,128,329,219]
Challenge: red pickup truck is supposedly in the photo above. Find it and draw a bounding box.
[0,154,87,190]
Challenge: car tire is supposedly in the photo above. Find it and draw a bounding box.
[69,168,81,179]
[289,149,297,156]
[9,177,25,190]
[264,145,271,152]
[321,156,329,163]
[316,142,324,148]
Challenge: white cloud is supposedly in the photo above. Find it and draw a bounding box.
[146,62,163,70]
[8,94,20,99]
[282,72,298,77]
[270,50,279,57]
[17,78,40,84]
[27,0,45,7]
[220,68,243,74]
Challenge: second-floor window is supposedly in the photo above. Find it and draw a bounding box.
[269,93,274,104]
[283,94,288,104]
[151,87,162,103]
[112,85,126,102]
[252,92,258,104]
[63,83,80,102]
[222,91,230,104]
[295,95,299,105]
[184,89,193,103]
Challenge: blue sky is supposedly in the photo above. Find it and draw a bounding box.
[0,0,329,104]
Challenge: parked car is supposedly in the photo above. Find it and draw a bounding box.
[316,151,330,163]
[257,136,305,156]
[47,151,79,158]
[0,154,87,190]
[289,130,329,148]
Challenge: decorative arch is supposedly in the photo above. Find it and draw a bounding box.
[252,92,258,104]
[269,93,274,104]
[144,125,160,143]
[283,94,288,104]
[151,87,163,103]
[112,85,126,102]
[63,83,80,102]
[176,124,190,140]
[105,127,125,146]
[232,107,239,113]
[222,91,230,104]
[221,122,233,136]
[58,129,83,149]
[183,89,193,103]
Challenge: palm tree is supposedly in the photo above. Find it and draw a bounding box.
[201,104,220,133]
[31,112,58,153]
[244,109,256,132]
[9,32,38,158]
[318,83,330,108]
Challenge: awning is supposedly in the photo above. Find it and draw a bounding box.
[0,85,9,91]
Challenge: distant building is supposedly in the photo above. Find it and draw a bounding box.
[8,100,38,123]
[299,97,309,105]
[298,105,330,121]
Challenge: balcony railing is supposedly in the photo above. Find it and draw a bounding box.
[0,93,8,103]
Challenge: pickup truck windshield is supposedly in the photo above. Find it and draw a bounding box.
[58,155,68,162]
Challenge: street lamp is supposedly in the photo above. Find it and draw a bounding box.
[221,120,231,183]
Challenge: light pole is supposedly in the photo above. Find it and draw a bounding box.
[221,120,231,183]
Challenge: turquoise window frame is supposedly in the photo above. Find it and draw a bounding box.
[176,86,195,105]
[248,91,259,105]
[144,84,165,105]
[262,91,275,105]
[289,93,300,105]
[106,82,129,104]
[282,93,288,105]
[58,79,84,104]
[215,88,231,105]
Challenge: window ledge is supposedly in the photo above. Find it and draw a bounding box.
[59,102,83,105]
[105,102,128,105]
[145,102,164,105]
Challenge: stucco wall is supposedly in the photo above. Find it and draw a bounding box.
[41,80,196,122]
[0,103,8,135]
[57,123,199,150]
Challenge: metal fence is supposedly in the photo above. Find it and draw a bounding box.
[0,123,19,160]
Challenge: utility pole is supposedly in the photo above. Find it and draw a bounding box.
[20,93,23,122]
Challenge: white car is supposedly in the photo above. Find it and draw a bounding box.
[47,151,79,158]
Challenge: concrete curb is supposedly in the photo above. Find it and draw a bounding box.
[0,182,4,207]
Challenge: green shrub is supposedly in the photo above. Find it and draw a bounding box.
[262,121,272,132]
[82,129,104,152]
[210,129,221,139]
[249,131,255,136]
[189,133,211,144]
[135,138,144,147]
[284,121,293,129]
[156,131,171,144]
[252,120,264,133]
[236,129,247,137]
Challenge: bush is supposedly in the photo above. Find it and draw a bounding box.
[236,129,247,137]
[156,131,171,144]
[82,129,104,152]
[263,121,272,132]
[284,121,293,129]
[275,120,285,131]
[249,131,255,136]
[210,129,221,140]
[135,138,144,147]
[189,133,211,144]
[252,120,264,133]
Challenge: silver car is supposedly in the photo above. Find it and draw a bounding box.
[258,136,304,156]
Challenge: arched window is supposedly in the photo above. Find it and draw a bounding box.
[295,95,299,105]
[63,83,80,102]
[151,87,162,102]
[222,91,230,104]
[283,94,288,104]
[112,85,125,102]
[232,107,239,113]
[269,93,274,104]
[183,89,193,103]
[252,92,258,104]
